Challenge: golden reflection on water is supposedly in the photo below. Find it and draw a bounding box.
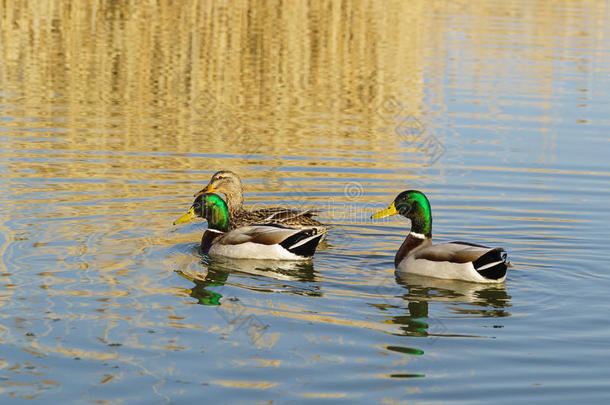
[1,0,427,160]
[0,0,607,255]
[1,0,605,170]
[1,0,607,236]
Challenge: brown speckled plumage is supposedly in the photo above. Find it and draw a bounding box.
[195,170,327,232]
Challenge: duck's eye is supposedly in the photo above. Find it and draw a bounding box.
[396,201,412,214]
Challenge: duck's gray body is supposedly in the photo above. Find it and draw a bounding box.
[396,234,507,283]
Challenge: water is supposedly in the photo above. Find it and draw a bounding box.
[1,1,610,403]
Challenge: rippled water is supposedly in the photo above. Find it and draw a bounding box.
[1,1,610,403]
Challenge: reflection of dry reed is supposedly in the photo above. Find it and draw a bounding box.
[0,1,427,155]
[1,0,607,181]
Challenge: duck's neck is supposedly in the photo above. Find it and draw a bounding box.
[395,195,433,266]
[200,229,224,253]
[206,200,230,232]
[223,186,245,216]
[410,215,431,239]
[395,233,428,267]
[408,194,432,238]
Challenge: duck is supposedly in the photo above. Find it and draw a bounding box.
[371,190,508,283]
[193,170,326,232]
[174,193,325,261]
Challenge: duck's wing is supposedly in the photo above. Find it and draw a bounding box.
[218,224,317,246]
[252,207,318,220]
[242,207,324,229]
[414,242,505,265]
[218,225,324,257]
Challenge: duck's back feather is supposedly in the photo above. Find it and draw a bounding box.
[218,224,307,246]
[413,242,499,264]
[231,207,325,231]
[253,207,318,221]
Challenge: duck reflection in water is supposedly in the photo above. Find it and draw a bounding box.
[388,274,512,338]
[176,256,320,306]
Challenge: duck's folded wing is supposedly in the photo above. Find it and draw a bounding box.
[253,207,318,221]
[218,225,309,246]
[414,242,504,264]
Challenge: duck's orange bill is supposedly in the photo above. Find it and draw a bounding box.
[194,184,215,197]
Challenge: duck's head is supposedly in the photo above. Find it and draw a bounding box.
[371,190,432,237]
[194,171,243,207]
[174,193,230,232]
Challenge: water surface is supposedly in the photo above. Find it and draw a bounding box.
[1,1,610,403]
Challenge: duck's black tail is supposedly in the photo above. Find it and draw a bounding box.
[473,248,508,280]
[279,229,325,258]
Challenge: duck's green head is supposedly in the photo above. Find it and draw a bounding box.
[173,193,230,232]
[371,190,432,237]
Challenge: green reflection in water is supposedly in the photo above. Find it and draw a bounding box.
[388,373,426,379]
[176,255,321,306]
[176,267,229,306]
[386,345,424,356]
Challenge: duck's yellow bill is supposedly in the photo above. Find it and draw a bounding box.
[173,206,196,225]
[371,202,398,219]
[194,184,215,197]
